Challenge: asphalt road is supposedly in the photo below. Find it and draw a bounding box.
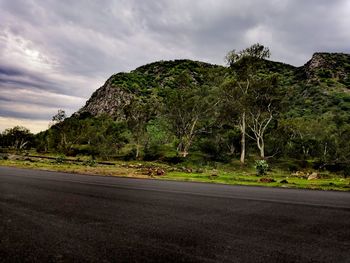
[0,166,349,263]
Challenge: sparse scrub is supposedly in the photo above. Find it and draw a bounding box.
[255,160,269,176]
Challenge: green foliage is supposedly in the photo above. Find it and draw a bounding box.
[37,115,130,159]
[146,118,171,146]
[0,126,34,150]
[162,72,219,157]
[0,153,9,160]
[109,72,156,94]
[197,127,239,162]
[55,154,66,164]
[143,144,164,161]
[225,43,271,67]
[83,158,96,167]
[26,50,350,175]
[52,109,66,123]
[255,160,269,176]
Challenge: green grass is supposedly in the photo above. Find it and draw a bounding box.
[163,170,350,191]
[1,156,349,191]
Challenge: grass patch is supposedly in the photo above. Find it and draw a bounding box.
[0,157,349,191]
[0,159,146,178]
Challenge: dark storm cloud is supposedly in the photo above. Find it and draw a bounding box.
[129,0,350,66]
[0,101,55,120]
[0,0,349,132]
[0,65,60,92]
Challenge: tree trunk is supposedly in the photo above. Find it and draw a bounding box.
[259,142,265,158]
[177,140,190,158]
[135,144,140,159]
[256,137,265,158]
[180,150,189,158]
[240,111,246,165]
[323,142,327,158]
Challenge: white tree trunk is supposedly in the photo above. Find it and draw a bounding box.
[240,111,246,164]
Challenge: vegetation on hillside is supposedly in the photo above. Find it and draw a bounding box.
[1,44,350,180]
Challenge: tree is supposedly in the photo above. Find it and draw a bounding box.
[52,109,66,123]
[50,109,68,151]
[125,95,159,159]
[95,119,130,159]
[1,126,33,150]
[279,117,336,160]
[44,113,131,158]
[164,72,218,157]
[246,74,279,158]
[224,43,271,164]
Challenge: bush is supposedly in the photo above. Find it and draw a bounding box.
[255,160,269,176]
[287,163,299,172]
[123,148,137,161]
[55,155,66,164]
[83,158,96,167]
[71,144,98,156]
[343,165,350,178]
[163,156,184,165]
[143,144,164,161]
[0,153,9,160]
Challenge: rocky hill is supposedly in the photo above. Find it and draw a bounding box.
[77,60,225,119]
[303,53,350,84]
[38,51,350,167]
[76,53,350,120]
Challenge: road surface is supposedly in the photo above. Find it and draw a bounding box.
[0,166,349,262]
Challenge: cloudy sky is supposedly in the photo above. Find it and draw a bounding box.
[0,0,349,133]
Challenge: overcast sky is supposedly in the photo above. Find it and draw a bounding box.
[0,0,349,133]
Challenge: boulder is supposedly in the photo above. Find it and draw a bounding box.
[156,169,165,176]
[147,168,154,176]
[181,167,192,173]
[307,172,319,180]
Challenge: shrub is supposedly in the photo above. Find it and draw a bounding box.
[163,156,184,164]
[55,155,66,164]
[255,160,269,176]
[0,154,9,160]
[83,158,96,167]
[143,144,164,161]
[343,165,350,178]
[123,148,137,161]
[288,163,299,172]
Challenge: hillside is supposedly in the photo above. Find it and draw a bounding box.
[303,52,350,85]
[282,53,350,118]
[77,60,225,119]
[27,50,350,175]
[77,53,350,120]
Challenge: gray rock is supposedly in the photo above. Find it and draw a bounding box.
[75,79,133,120]
[307,172,319,180]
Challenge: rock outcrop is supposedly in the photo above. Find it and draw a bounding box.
[76,77,134,120]
[303,52,350,83]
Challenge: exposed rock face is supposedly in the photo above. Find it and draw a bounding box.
[76,77,134,120]
[305,53,327,78]
[303,52,350,82]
